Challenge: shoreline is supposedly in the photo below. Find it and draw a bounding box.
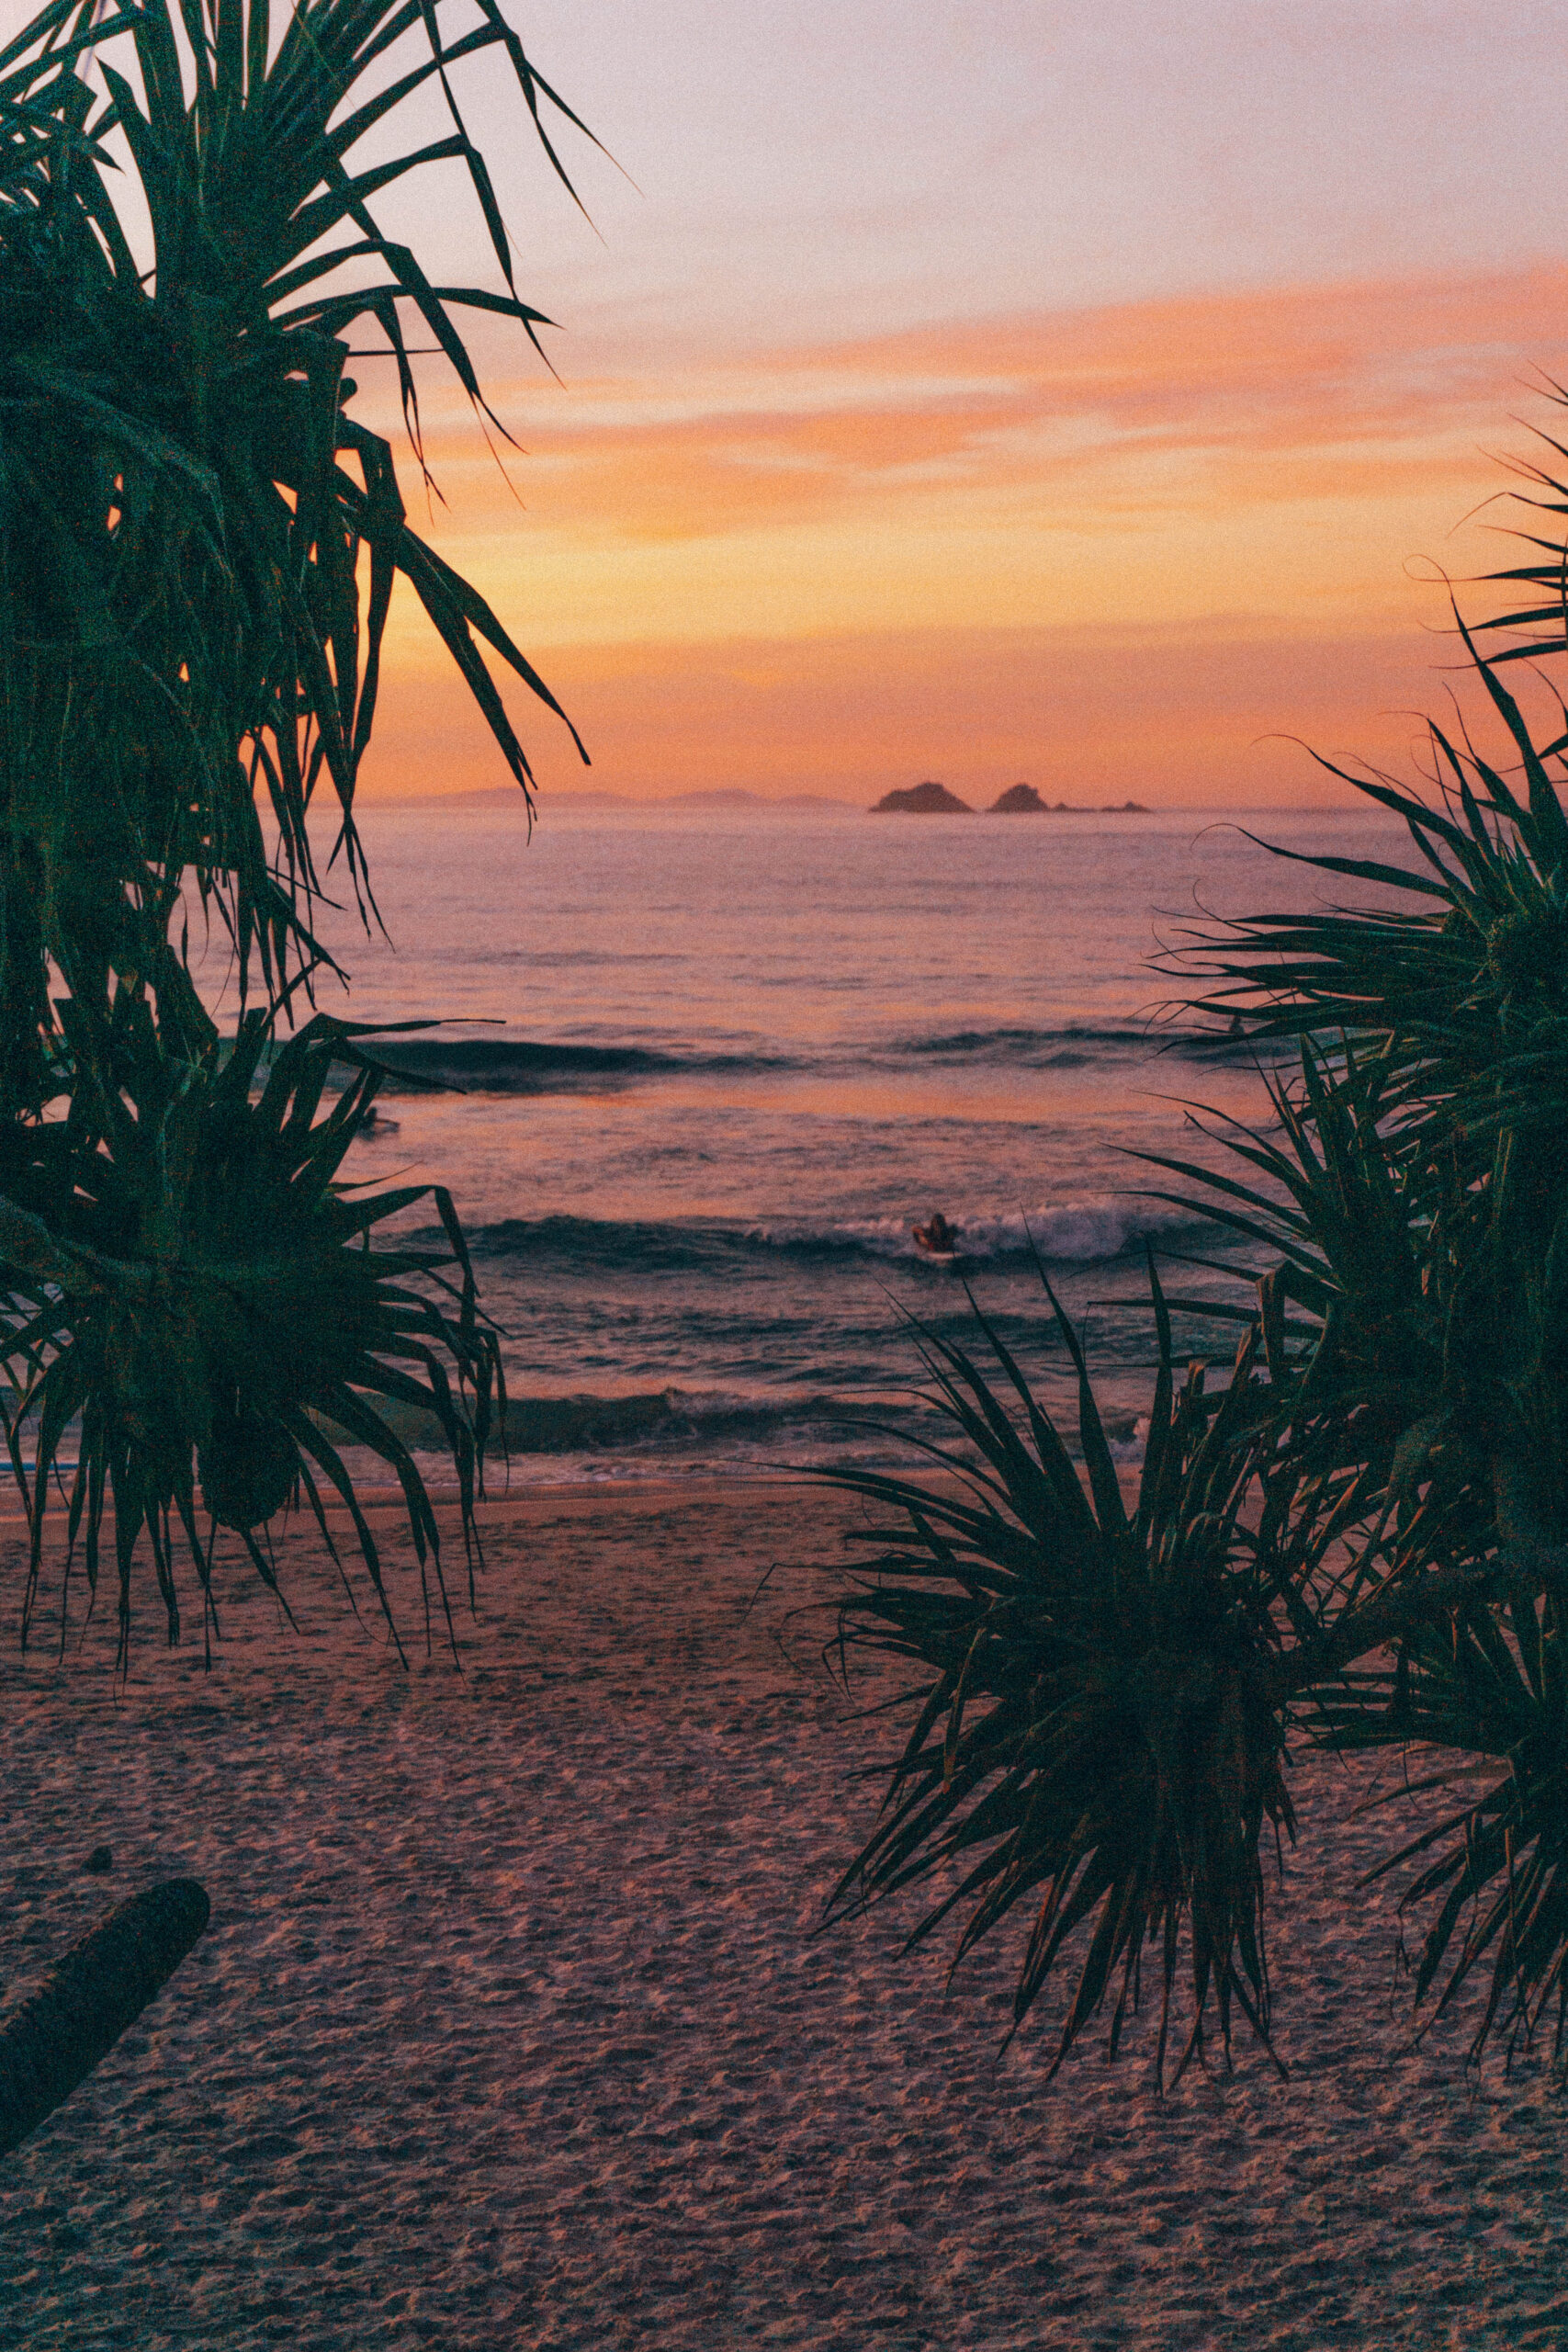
[0,1460,1041,1545]
[0,1453,1139,1533]
[0,1470,807,1537]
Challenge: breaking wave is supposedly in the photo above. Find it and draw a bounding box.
[461,1198,1207,1272]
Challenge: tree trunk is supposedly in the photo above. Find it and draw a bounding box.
[0,1879,209,2155]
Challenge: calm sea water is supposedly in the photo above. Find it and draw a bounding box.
[223,797,1404,1483]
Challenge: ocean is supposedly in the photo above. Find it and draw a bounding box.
[239,795,1405,1484]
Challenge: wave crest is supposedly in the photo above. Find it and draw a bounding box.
[750,1200,1198,1265]
[459,1200,1209,1271]
[359,1038,790,1092]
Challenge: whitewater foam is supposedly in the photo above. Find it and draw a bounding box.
[750,1200,1201,1265]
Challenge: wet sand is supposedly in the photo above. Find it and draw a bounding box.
[2,1479,1566,2349]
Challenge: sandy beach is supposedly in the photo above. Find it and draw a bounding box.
[2,1478,1567,2349]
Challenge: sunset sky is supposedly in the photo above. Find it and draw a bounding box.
[355,1,1568,806]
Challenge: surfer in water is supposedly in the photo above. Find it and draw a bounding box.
[913,1211,959,1258]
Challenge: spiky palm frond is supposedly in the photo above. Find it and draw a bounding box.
[1139,443,1568,2075]
[818,1265,1311,2090]
[1311,1585,1568,2072]
[0,1009,502,1668]
[1159,619,1568,1170]
[1470,380,1568,689]
[811,380,1568,2077]
[0,1,592,1644]
[0,0,593,1107]
[1135,1042,1435,1394]
[1158,594,1568,1549]
[1134,1040,1504,1576]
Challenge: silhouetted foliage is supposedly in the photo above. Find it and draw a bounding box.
[0,0,590,1648]
[822,447,1568,2085]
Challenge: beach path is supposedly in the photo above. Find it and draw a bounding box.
[1,1483,1565,2349]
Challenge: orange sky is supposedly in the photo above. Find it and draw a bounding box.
[361,260,1568,807]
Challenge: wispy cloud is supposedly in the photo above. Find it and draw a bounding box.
[366,264,1568,797]
[395,262,1568,537]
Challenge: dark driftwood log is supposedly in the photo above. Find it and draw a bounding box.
[0,1879,210,2154]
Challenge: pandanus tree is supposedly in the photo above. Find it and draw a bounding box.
[822,491,1568,2086]
[0,0,592,1662]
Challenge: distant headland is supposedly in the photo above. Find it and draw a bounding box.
[870,781,1148,814]
[871,780,974,814]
